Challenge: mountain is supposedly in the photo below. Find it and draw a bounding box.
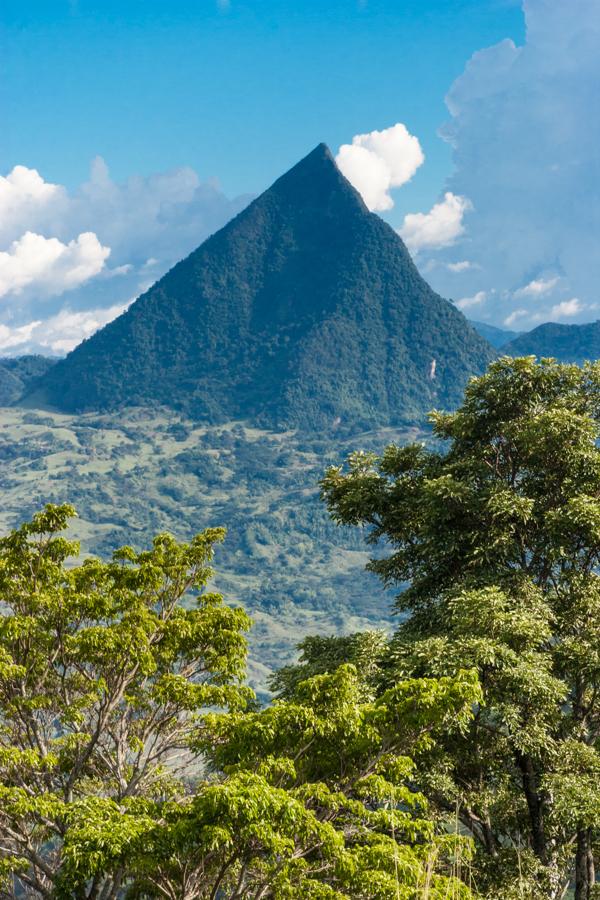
[0,356,56,406]
[30,144,494,430]
[503,320,600,364]
[470,320,520,348]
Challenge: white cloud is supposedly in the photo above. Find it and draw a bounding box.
[504,309,529,327]
[514,276,559,297]
[0,231,110,300]
[0,303,129,355]
[0,165,58,206]
[549,297,582,319]
[0,321,42,351]
[455,290,487,311]
[0,166,64,240]
[420,0,600,329]
[336,123,424,211]
[400,192,472,253]
[0,158,247,355]
[447,260,475,273]
[335,144,391,211]
[103,263,133,278]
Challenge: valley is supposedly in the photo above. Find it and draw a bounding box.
[0,405,416,691]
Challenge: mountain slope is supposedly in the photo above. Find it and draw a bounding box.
[0,356,56,405]
[470,320,519,348]
[504,320,600,364]
[32,144,494,429]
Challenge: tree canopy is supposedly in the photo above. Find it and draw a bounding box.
[7,355,600,897]
[321,356,600,899]
[0,505,479,899]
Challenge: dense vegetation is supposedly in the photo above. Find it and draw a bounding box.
[504,320,600,364]
[31,145,493,430]
[0,504,478,899]
[318,356,600,898]
[0,408,404,690]
[4,356,600,896]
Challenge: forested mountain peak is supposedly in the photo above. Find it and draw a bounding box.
[30,144,494,430]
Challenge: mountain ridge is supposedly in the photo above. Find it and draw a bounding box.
[503,320,600,364]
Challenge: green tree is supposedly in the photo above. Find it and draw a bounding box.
[269,631,389,700]
[321,357,600,899]
[0,506,481,899]
[0,504,251,898]
[117,664,479,899]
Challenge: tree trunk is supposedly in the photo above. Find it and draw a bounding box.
[575,828,595,900]
[516,752,547,861]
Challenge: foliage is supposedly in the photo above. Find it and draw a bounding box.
[32,145,493,430]
[269,630,388,700]
[0,355,56,406]
[321,357,600,898]
[0,506,481,899]
[0,504,250,898]
[0,408,398,691]
[115,664,480,899]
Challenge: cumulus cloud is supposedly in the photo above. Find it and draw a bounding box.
[336,124,424,211]
[504,309,529,328]
[400,192,472,253]
[0,231,110,300]
[0,303,129,355]
[0,158,248,356]
[0,321,42,351]
[455,290,487,311]
[447,260,475,273]
[514,276,560,298]
[0,166,65,243]
[503,297,583,328]
[549,297,582,319]
[413,0,600,329]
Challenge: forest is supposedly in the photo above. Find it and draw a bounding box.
[1,356,600,899]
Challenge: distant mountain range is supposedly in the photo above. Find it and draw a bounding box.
[469,321,521,348]
[27,144,494,431]
[502,320,600,364]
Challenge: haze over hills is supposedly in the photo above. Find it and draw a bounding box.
[503,320,600,365]
[469,320,520,348]
[30,144,494,431]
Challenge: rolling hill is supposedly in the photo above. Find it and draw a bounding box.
[0,405,411,691]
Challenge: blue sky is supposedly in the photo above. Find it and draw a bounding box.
[1,0,524,219]
[0,0,598,353]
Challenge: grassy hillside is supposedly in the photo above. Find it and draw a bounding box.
[0,406,418,692]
